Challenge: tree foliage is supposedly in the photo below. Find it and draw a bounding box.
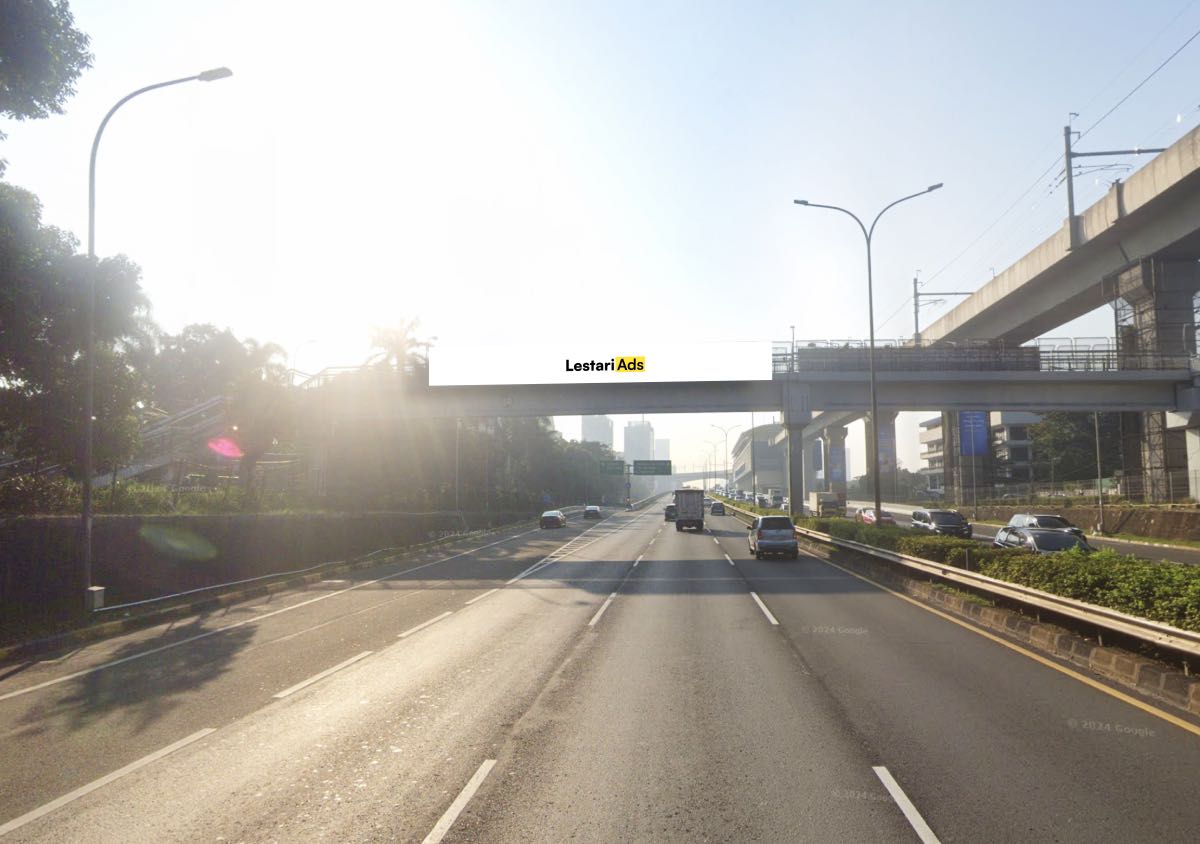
[1030,412,1121,482]
[0,0,92,120]
[0,0,93,173]
[0,182,148,476]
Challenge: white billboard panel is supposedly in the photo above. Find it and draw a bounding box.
[428,341,773,386]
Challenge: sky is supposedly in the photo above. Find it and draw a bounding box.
[4,0,1200,474]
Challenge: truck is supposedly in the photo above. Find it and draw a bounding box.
[808,490,844,517]
[673,488,705,532]
[768,488,784,508]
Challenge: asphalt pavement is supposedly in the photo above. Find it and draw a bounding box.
[2,502,1199,842]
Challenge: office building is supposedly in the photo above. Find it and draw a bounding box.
[581,415,613,448]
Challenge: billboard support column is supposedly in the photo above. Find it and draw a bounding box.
[824,426,848,505]
[865,411,899,504]
[783,408,812,515]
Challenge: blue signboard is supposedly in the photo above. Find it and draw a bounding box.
[827,441,846,483]
[959,411,990,457]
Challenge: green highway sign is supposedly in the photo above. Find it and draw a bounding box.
[599,460,627,475]
[633,460,673,476]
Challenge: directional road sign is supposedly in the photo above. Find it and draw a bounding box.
[633,460,673,476]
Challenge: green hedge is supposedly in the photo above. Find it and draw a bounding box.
[980,549,1200,632]
[795,516,1200,633]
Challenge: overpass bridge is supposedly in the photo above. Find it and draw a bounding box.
[307,342,1199,512]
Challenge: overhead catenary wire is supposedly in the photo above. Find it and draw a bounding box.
[1077,21,1200,141]
[921,5,1200,292]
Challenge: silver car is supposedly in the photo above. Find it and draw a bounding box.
[748,515,798,559]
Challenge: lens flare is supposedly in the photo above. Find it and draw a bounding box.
[207,436,244,458]
[138,524,219,561]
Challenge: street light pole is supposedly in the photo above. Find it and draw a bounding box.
[82,67,232,608]
[793,183,943,518]
[710,424,740,492]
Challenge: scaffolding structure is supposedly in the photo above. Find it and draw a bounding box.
[1113,260,1199,502]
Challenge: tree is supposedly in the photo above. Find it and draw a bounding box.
[0,182,149,476]
[368,318,429,376]
[1030,412,1121,483]
[0,0,93,173]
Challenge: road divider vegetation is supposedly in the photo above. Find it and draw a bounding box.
[793,516,1200,634]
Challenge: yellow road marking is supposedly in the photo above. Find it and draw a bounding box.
[817,556,1200,738]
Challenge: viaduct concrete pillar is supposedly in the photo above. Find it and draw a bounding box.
[823,426,848,504]
[1117,259,1200,502]
[783,409,812,516]
[864,411,899,503]
[803,438,820,502]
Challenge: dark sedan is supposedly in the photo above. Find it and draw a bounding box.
[993,526,1093,554]
[540,510,567,529]
[911,509,972,538]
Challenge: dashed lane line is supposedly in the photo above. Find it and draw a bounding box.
[273,651,373,699]
[399,611,453,639]
[873,766,941,843]
[421,759,497,844]
[0,728,216,836]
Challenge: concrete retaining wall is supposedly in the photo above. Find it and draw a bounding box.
[0,510,533,610]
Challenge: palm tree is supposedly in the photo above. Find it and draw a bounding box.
[367,318,427,372]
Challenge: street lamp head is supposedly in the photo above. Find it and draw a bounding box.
[926,182,944,193]
[198,67,233,82]
[793,199,809,206]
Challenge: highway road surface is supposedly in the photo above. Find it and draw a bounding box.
[849,500,1200,566]
[2,502,1200,842]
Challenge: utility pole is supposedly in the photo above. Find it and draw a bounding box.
[1094,411,1105,533]
[912,276,971,344]
[1062,120,1164,251]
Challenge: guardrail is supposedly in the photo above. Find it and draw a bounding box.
[721,502,1200,659]
[95,506,590,615]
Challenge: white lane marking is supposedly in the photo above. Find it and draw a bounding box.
[873,766,941,843]
[399,611,453,639]
[723,553,734,566]
[506,560,550,584]
[588,593,618,627]
[422,758,497,844]
[272,651,373,699]
[749,592,779,626]
[712,537,720,545]
[0,527,542,704]
[0,728,215,836]
[633,554,643,568]
[464,588,500,606]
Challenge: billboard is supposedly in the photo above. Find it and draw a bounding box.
[959,411,990,457]
[429,341,773,386]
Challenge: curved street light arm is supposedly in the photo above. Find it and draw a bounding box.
[867,183,943,240]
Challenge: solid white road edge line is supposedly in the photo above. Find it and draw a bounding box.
[272,651,373,699]
[0,728,216,837]
[588,593,618,627]
[872,766,941,844]
[749,592,779,626]
[464,588,500,605]
[399,611,453,639]
[421,758,497,844]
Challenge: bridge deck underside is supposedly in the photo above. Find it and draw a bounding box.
[329,371,1192,419]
